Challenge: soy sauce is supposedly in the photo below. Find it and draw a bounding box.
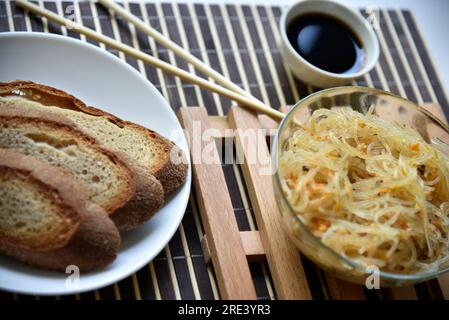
[287,13,364,74]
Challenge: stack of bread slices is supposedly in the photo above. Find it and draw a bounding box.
[0,81,188,273]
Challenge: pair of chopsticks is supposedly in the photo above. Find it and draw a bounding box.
[16,0,285,121]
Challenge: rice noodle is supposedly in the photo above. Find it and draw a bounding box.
[279,107,449,273]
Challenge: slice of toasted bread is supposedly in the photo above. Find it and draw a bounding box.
[0,106,164,231]
[0,162,79,252]
[0,149,120,272]
[0,81,188,194]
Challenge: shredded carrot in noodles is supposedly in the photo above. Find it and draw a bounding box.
[279,107,449,273]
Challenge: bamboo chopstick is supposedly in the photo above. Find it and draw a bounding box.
[98,0,262,104]
[15,0,284,121]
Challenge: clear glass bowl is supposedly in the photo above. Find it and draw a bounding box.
[272,86,449,286]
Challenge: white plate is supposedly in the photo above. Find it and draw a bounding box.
[0,32,191,295]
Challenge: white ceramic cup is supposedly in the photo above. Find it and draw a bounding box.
[279,0,380,88]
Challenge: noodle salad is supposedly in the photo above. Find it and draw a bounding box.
[279,107,449,273]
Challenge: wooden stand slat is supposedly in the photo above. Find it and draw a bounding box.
[437,273,449,299]
[427,278,447,300]
[324,275,366,300]
[386,287,418,300]
[178,107,257,300]
[208,113,278,139]
[228,107,312,300]
[239,231,265,261]
[178,103,448,300]
[423,103,448,122]
[202,232,265,264]
[421,103,449,300]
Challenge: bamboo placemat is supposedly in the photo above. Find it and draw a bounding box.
[0,0,449,300]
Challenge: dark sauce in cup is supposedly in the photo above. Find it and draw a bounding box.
[287,13,364,74]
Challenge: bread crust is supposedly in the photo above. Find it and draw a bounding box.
[0,113,133,212]
[0,107,164,231]
[0,149,120,272]
[0,167,79,251]
[110,150,164,231]
[0,80,188,194]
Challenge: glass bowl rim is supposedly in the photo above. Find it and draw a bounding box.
[273,85,449,282]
